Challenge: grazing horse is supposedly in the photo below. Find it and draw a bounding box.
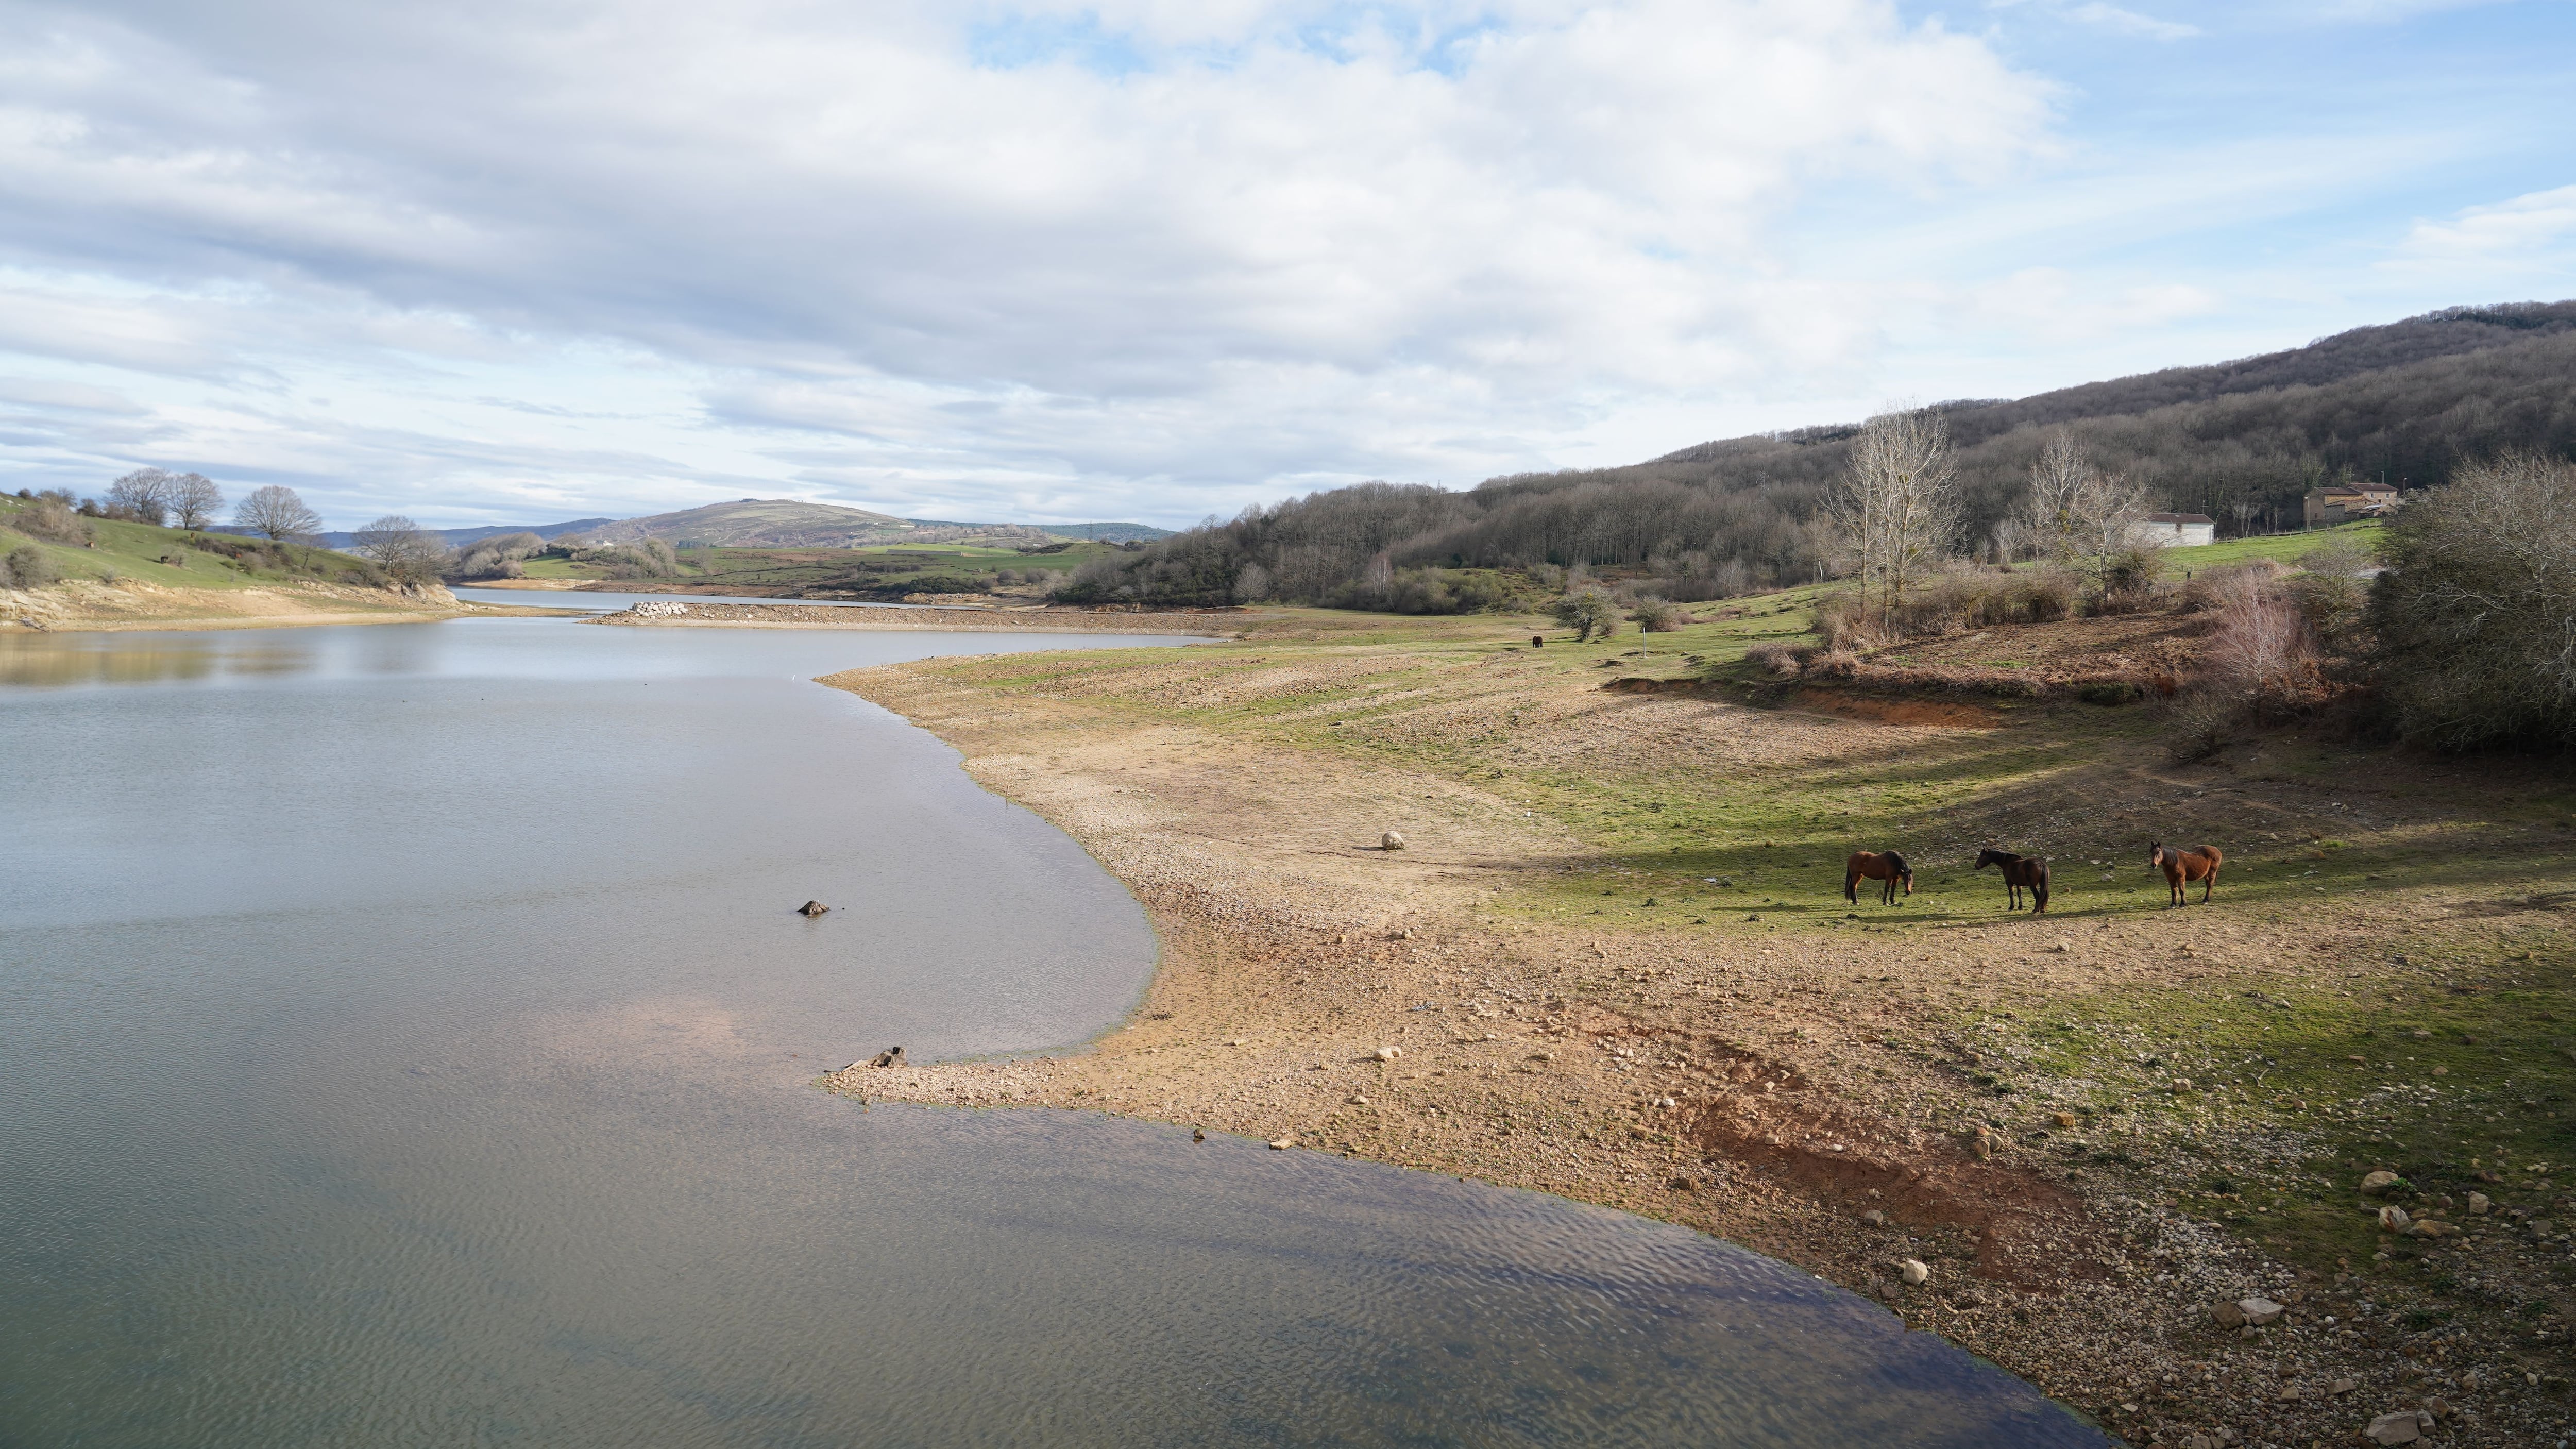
[2149,843,2223,907]
[1973,848,2050,913]
[1845,850,1914,906]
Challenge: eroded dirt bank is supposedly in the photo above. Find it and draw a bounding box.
[815,614,2576,1448]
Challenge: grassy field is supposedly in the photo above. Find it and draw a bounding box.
[2161,519,2385,572]
[0,495,375,591]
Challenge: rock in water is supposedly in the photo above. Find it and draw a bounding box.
[1192,1129,1205,1143]
[868,1046,906,1068]
[798,900,829,917]
[1267,1137,1294,1150]
[1899,1258,1929,1286]
[1381,831,1406,850]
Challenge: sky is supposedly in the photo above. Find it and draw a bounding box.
[0,1,2570,531]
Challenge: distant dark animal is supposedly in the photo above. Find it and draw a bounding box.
[798,900,829,917]
[1531,635,1544,648]
[1973,848,2050,913]
[1845,850,1914,906]
[2149,843,2223,907]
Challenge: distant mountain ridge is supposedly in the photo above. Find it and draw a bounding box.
[219,497,1172,549]
[589,498,1171,547]
[213,517,615,550]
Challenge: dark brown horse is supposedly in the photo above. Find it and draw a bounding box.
[1973,848,2049,913]
[2149,843,2223,907]
[1845,850,1913,906]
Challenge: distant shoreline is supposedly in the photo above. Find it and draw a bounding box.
[589,599,1237,635]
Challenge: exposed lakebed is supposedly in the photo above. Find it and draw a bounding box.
[0,618,2102,1446]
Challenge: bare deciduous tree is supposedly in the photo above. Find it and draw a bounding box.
[168,474,224,531]
[353,515,447,584]
[1828,407,1960,625]
[107,468,174,526]
[235,485,324,543]
[2012,430,2163,598]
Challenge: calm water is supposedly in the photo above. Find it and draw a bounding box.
[0,619,2104,1447]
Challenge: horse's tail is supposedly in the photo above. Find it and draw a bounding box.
[2031,861,2049,912]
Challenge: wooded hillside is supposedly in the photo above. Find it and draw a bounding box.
[1060,302,2576,609]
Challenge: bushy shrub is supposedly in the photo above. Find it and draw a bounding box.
[448,531,545,580]
[1811,589,1871,649]
[2076,680,2143,705]
[2102,546,2164,595]
[11,497,90,545]
[572,538,681,580]
[1742,641,1805,677]
[1629,596,1680,632]
[2020,569,2076,621]
[2,543,59,589]
[2369,452,2576,749]
[2176,559,2286,614]
[1551,586,1618,641]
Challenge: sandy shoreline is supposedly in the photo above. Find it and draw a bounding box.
[811,616,2576,1447]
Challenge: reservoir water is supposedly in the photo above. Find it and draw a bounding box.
[0,618,2104,1446]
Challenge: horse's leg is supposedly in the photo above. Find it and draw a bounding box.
[2202,867,2216,904]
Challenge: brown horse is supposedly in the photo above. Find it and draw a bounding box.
[2149,843,2223,907]
[1973,848,2049,913]
[1845,850,1913,906]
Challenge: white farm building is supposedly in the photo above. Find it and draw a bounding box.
[2135,512,2216,546]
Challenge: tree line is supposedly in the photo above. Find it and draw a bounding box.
[1061,301,2576,610]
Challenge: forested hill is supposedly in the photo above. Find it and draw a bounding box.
[1057,301,2576,610]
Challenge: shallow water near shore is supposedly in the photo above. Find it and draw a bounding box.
[0,618,2103,1446]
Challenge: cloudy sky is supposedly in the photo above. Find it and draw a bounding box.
[1,0,2570,530]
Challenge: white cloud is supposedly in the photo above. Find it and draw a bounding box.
[2398,183,2576,261]
[2065,3,2201,39]
[0,0,2067,522]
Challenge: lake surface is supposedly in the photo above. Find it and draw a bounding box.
[0,618,2104,1447]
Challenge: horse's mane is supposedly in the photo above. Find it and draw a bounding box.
[1883,850,1910,874]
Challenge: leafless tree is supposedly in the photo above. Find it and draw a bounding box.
[168,474,224,531]
[235,485,324,543]
[2012,430,2164,597]
[353,515,447,584]
[107,468,174,526]
[1827,407,1961,625]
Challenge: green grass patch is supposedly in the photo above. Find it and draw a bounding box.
[2160,520,2385,573]
[2005,953,2576,1274]
[0,496,374,591]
